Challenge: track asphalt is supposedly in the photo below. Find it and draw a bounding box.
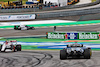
[0,50,100,67]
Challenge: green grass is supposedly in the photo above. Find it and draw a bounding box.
[22,45,38,49]
[1,37,100,43]
[0,38,66,42]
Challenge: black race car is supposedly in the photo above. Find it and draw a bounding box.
[60,43,92,59]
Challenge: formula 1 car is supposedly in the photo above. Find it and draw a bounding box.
[14,25,35,30]
[60,43,92,59]
[0,40,21,52]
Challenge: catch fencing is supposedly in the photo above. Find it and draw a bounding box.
[36,7,100,19]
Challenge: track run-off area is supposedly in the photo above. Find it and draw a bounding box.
[0,50,100,67]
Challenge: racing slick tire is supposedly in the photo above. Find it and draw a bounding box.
[14,28,17,30]
[0,45,5,52]
[0,45,2,51]
[14,26,17,30]
[84,49,91,59]
[16,44,21,51]
[60,50,67,60]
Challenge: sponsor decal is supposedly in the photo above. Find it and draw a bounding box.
[47,32,65,39]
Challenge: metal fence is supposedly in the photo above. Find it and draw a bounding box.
[78,13,100,21]
[36,7,100,19]
[0,0,100,13]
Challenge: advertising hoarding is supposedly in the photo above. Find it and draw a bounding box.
[79,32,99,39]
[0,14,36,21]
[46,32,100,40]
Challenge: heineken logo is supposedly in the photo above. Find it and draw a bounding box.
[79,33,98,39]
[48,33,64,39]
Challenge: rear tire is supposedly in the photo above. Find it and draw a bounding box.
[84,49,91,59]
[16,44,21,51]
[0,45,2,51]
[60,50,67,60]
[14,26,17,30]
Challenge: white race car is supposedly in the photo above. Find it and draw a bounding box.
[0,40,21,52]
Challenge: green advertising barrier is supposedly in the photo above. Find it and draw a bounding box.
[46,32,100,40]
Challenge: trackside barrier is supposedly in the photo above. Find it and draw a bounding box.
[46,32,100,40]
[0,7,100,20]
[36,7,100,19]
[1,7,100,20]
[0,0,99,13]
